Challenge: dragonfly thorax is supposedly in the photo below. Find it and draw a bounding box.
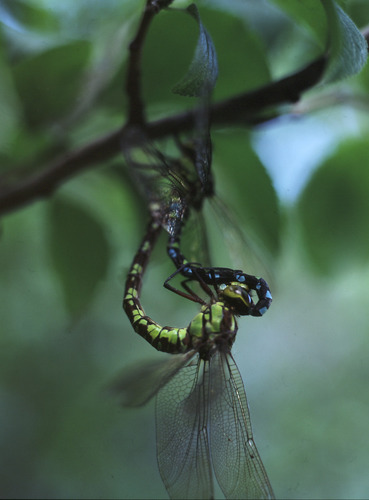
[188,302,238,360]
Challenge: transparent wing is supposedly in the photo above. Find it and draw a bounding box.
[179,208,212,267]
[209,196,274,286]
[156,354,214,500]
[110,351,195,407]
[209,351,275,500]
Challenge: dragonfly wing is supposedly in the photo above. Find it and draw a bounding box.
[209,352,275,500]
[210,196,274,287]
[111,352,195,407]
[156,354,214,499]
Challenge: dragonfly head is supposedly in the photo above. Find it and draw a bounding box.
[218,283,253,316]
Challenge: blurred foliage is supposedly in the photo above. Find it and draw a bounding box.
[297,137,369,274]
[47,196,110,317]
[13,40,92,128]
[1,0,369,499]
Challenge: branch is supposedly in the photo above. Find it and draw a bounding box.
[0,55,330,216]
[125,1,163,126]
[0,129,123,215]
[146,56,327,138]
[1,1,369,218]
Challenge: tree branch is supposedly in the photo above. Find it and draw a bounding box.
[126,1,163,126]
[0,129,123,215]
[3,13,369,217]
[146,56,327,138]
[0,55,332,217]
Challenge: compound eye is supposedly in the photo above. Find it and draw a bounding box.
[220,283,253,315]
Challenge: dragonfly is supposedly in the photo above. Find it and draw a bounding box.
[159,93,272,318]
[115,214,275,499]
[123,136,272,318]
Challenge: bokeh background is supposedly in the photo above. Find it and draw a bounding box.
[1,0,369,498]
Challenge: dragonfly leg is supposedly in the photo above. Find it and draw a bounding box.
[181,278,209,303]
[163,279,206,304]
[164,261,202,283]
[164,264,205,304]
[181,275,215,301]
[164,262,215,304]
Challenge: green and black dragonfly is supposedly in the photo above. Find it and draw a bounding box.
[115,214,275,499]
[163,124,273,316]
[123,136,272,318]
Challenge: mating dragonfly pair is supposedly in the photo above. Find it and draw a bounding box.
[118,137,275,499]
[125,213,272,354]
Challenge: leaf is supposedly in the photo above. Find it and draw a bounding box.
[297,138,369,274]
[172,3,218,96]
[139,8,197,107]
[48,197,110,317]
[268,0,367,82]
[12,41,91,128]
[322,0,368,83]
[197,7,271,100]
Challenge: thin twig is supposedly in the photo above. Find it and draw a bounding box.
[126,1,161,126]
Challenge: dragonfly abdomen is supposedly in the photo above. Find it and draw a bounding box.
[167,237,273,317]
[123,218,193,355]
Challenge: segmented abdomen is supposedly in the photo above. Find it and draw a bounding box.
[123,219,191,354]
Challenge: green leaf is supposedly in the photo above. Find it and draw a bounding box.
[12,41,91,128]
[141,5,269,109]
[172,3,218,96]
[140,9,196,108]
[297,138,369,274]
[322,0,368,83]
[197,7,271,100]
[48,197,110,317]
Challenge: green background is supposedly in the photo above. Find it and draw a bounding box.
[1,0,369,498]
